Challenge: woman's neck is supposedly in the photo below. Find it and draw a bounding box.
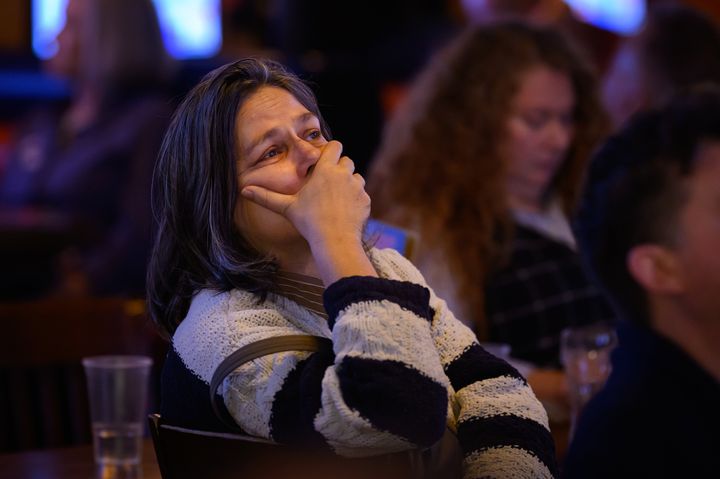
[275,236,377,287]
[275,242,320,278]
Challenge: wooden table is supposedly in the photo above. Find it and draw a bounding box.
[0,439,161,479]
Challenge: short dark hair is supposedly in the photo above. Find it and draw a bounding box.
[147,58,330,337]
[574,85,720,324]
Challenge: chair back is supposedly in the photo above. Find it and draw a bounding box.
[0,297,166,452]
[148,414,428,479]
[364,218,418,260]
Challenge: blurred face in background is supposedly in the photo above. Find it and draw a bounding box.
[46,0,88,80]
[504,65,576,211]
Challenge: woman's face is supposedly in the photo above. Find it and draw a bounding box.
[234,86,328,257]
[504,65,576,209]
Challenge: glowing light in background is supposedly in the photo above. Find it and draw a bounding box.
[32,0,67,60]
[564,0,646,35]
[32,0,222,60]
[153,0,222,59]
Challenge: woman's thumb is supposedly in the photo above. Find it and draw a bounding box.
[241,186,293,215]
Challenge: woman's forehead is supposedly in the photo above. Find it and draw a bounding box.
[512,66,575,111]
[235,86,318,152]
[239,88,311,131]
[239,87,309,121]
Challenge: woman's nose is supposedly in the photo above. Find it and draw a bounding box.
[546,120,573,152]
[294,139,322,177]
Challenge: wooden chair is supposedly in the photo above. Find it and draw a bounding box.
[147,414,430,479]
[0,297,167,452]
[148,413,282,479]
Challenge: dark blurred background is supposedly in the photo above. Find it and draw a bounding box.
[2,0,719,179]
[0,0,719,454]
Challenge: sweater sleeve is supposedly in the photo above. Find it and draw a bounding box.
[431,297,558,478]
[316,276,450,456]
[374,248,559,478]
[222,276,450,457]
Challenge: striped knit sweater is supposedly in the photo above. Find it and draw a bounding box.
[161,248,558,478]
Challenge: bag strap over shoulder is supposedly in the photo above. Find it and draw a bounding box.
[209,335,333,430]
[207,334,460,478]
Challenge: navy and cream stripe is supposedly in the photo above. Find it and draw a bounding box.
[162,247,559,478]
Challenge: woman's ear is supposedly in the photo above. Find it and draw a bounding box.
[627,244,684,295]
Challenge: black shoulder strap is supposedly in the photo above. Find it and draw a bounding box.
[209,335,333,430]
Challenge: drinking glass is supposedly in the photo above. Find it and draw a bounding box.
[560,323,617,439]
[83,355,152,470]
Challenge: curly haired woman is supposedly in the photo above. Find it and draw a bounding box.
[368,22,615,409]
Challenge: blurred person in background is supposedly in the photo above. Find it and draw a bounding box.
[0,0,174,298]
[603,2,720,129]
[368,23,614,416]
[565,86,720,478]
[458,0,619,73]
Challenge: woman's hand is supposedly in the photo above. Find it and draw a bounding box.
[241,141,376,284]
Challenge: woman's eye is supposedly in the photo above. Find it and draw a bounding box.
[522,113,548,129]
[251,148,280,167]
[306,129,321,141]
[261,148,279,160]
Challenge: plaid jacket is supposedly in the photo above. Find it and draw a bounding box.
[485,224,616,368]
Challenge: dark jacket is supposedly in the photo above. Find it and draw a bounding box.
[563,321,720,478]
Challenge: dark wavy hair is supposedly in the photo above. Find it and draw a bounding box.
[368,22,608,336]
[147,58,330,337]
[575,85,720,324]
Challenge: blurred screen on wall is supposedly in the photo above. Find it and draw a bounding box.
[563,0,646,35]
[32,0,222,60]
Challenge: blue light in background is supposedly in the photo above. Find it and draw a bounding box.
[32,0,67,60]
[31,0,222,60]
[153,0,222,59]
[364,219,416,258]
[564,0,646,35]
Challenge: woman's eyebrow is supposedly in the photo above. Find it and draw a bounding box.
[294,112,317,126]
[244,112,318,157]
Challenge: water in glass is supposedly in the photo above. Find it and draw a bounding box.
[92,422,143,466]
